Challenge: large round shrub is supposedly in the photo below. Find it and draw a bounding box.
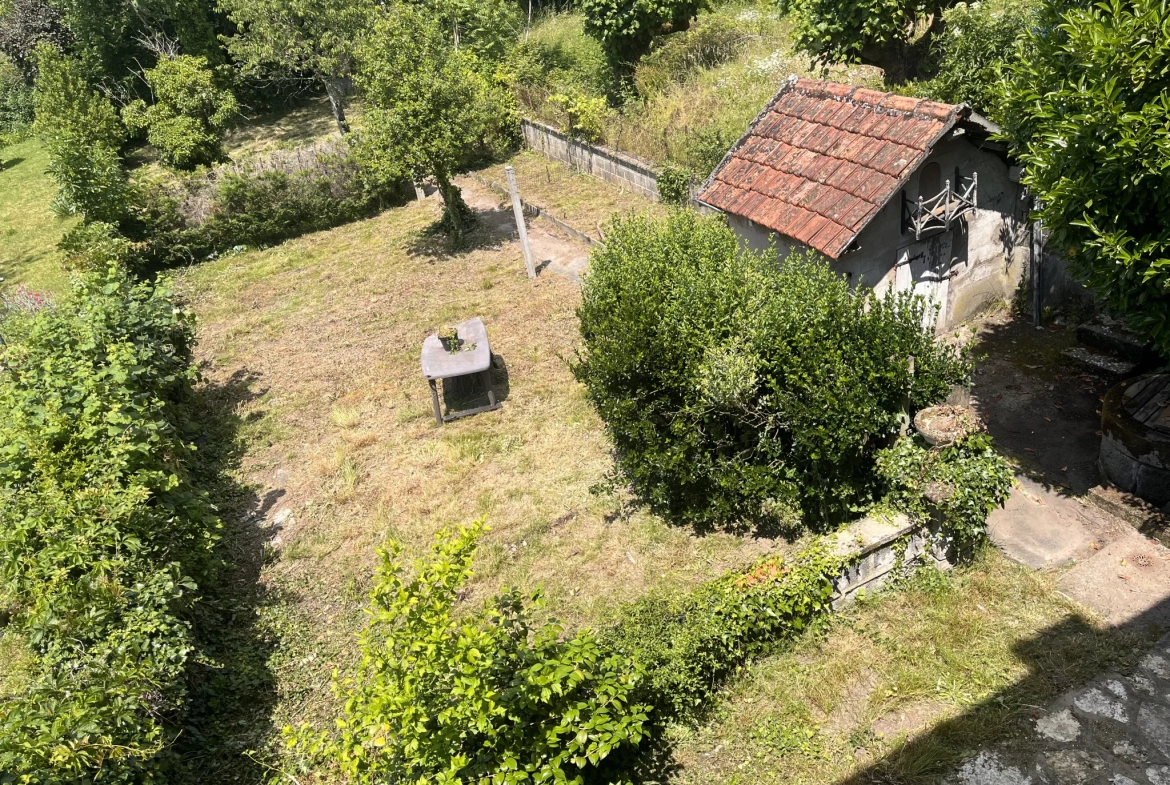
[573,211,968,529]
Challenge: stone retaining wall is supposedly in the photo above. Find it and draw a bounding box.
[521,120,661,201]
[831,513,953,607]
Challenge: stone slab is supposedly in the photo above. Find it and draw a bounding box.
[421,317,492,380]
[1057,528,1170,627]
[988,476,1103,569]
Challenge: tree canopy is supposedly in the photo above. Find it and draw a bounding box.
[217,0,376,134]
[1000,0,1170,358]
[356,4,517,243]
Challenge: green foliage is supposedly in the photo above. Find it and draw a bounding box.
[32,45,128,222]
[999,0,1170,360]
[788,0,943,79]
[581,0,708,75]
[915,0,1035,115]
[656,161,692,205]
[132,141,405,265]
[574,211,969,529]
[0,0,72,82]
[507,12,616,99]
[633,13,749,97]
[608,542,843,721]
[0,267,220,783]
[0,54,32,142]
[289,521,651,784]
[426,0,521,61]
[876,433,1014,546]
[356,5,519,242]
[122,55,237,170]
[58,219,136,271]
[50,0,219,85]
[549,85,609,141]
[218,0,375,132]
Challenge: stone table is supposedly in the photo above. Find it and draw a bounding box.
[420,317,501,425]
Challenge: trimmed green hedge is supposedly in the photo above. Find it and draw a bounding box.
[0,269,220,783]
[608,542,843,722]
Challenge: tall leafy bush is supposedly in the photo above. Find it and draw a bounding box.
[999,0,1170,359]
[0,269,220,782]
[574,211,968,529]
[290,521,650,784]
[122,54,238,170]
[581,0,707,76]
[32,45,128,222]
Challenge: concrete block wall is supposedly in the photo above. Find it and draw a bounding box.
[522,120,660,201]
[830,513,953,608]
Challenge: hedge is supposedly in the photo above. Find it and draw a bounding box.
[0,269,220,783]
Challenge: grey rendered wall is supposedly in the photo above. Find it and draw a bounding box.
[521,120,660,201]
[726,134,1030,332]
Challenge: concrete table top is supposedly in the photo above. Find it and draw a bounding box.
[421,317,491,380]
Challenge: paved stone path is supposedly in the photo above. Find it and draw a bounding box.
[947,632,1170,785]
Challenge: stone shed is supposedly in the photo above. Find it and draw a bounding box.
[696,76,1032,332]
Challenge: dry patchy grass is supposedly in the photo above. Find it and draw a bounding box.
[178,177,789,744]
[474,151,668,241]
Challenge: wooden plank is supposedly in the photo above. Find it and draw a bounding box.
[1130,376,1170,425]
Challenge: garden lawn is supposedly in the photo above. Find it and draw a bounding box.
[0,138,75,295]
[176,168,793,767]
[175,156,1151,781]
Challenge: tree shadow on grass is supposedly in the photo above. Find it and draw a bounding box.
[171,368,283,785]
[833,600,1169,785]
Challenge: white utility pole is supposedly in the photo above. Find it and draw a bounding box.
[505,165,536,279]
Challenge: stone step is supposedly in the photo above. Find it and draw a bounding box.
[1076,322,1150,363]
[1060,346,1138,383]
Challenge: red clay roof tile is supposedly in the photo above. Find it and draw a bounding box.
[696,77,964,259]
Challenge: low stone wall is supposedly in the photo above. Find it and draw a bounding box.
[830,513,953,607]
[521,120,660,201]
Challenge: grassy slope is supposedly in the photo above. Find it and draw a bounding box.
[0,138,74,294]
[522,3,884,168]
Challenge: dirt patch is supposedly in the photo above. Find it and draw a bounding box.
[823,669,879,736]
[970,309,1110,495]
[871,700,953,741]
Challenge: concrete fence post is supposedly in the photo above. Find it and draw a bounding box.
[505,165,536,279]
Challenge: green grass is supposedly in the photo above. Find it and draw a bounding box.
[0,138,74,295]
[521,3,885,170]
[669,553,1160,784]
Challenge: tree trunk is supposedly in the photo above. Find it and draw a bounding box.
[324,76,350,136]
[435,170,470,245]
[861,11,946,84]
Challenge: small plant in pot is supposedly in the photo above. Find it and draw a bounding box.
[914,404,983,447]
[439,325,461,354]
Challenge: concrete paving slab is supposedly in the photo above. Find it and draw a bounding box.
[1057,529,1170,627]
[988,476,1111,569]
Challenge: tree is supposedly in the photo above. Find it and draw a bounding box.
[788,0,951,82]
[356,5,518,243]
[32,45,128,222]
[580,0,706,78]
[999,0,1170,359]
[123,54,237,169]
[0,0,71,82]
[48,0,219,86]
[217,0,375,135]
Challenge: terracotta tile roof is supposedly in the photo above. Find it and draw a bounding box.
[696,76,969,259]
